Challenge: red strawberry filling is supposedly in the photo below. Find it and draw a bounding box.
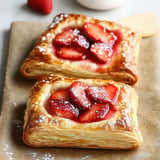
[47,81,118,123]
[78,103,110,123]
[90,43,113,63]
[56,47,86,60]
[52,22,119,64]
[50,89,69,101]
[69,81,91,110]
[50,100,79,120]
[86,84,118,105]
[83,22,117,44]
[53,29,78,47]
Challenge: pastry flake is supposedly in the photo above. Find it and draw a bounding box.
[23,76,143,149]
[20,13,141,85]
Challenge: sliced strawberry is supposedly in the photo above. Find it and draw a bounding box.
[54,28,89,49]
[53,29,77,46]
[69,81,91,110]
[27,0,53,15]
[56,47,86,60]
[72,34,90,49]
[83,22,117,44]
[86,84,118,105]
[78,103,110,122]
[90,43,113,63]
[50,89,69,101]
[50,100,79,119]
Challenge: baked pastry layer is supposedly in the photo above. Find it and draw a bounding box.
[20,13,141,85]
[23,75,143,149]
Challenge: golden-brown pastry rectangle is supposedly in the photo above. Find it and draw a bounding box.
[20,13,141,85]
[23,76,143,149]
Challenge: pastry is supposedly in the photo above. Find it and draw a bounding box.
[20,13,141,85]
[23,75,143,149]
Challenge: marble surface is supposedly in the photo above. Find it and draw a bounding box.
[0,0,159,106]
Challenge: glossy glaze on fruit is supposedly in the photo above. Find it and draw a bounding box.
[52,22,122,64]
[46,81,119,123]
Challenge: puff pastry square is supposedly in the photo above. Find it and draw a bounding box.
[23,75,143,149]
[20,13,141,85]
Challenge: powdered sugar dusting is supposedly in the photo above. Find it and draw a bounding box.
[35,115,46,124]
[107,119,116,128]
[81,155,93,160]
[42,153,55,160]
[48,13,68,29]
[41,36,46,42]
[35,46,46,55]
[13,102,17,107]
[46,33,51,37]
[28,152,55,160]
[3,144,13,160]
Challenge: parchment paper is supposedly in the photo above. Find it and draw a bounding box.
[0,22,160,160]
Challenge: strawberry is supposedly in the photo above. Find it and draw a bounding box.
[72,34,90,49]
[54,28,89,50]
[83,22,117,44]
[27,0,53,15]
[50,89,69,101]
[53,29,78,46]
[90,43,112,63]
[56,47,86,60]
[50,100,79,120]
[86,84,118,105]
[69,81,91,110]
[78,103,110,122]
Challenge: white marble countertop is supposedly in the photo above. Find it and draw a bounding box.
[0,0,159,105]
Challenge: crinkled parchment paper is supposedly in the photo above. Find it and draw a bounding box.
[0,22,160,160]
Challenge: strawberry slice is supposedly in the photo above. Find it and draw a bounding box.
[69,81,91,110]
[56,47,86,60]
[90,43,113,63]
[78,103,110,122]
[53,29,77,46]
[50,100,79,120]
[86,84,118,105]
[27,0,53,15]
[72,34,90,49]
[50,89,69,101]
[54,28,89,50]
[83,22,117,44]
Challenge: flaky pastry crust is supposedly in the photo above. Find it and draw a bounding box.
[23,75,143,149]
[20,13,141,85]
